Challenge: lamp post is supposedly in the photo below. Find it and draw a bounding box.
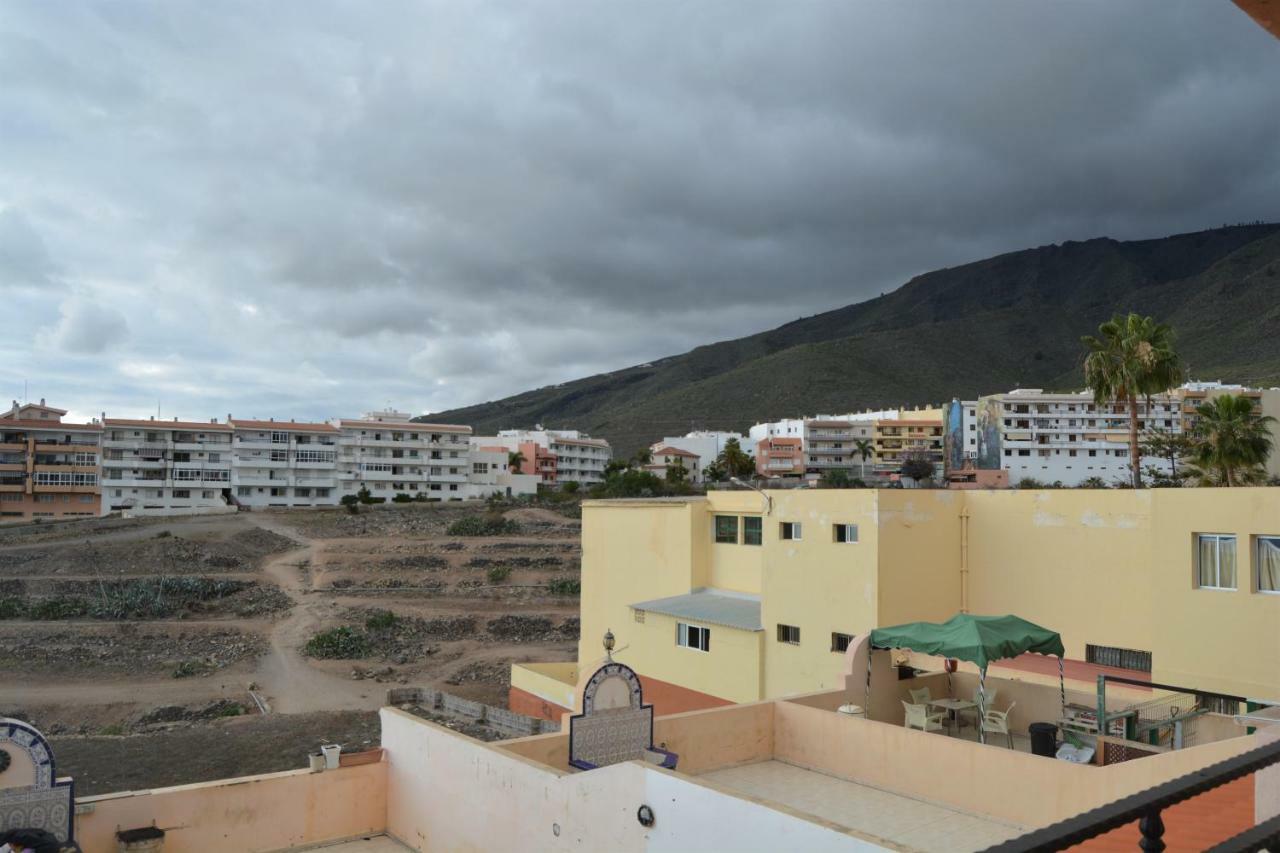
[729,476,772,515]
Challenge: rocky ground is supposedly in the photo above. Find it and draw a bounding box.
[0,500,582,790]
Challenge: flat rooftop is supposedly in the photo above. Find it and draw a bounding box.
[701,760,1024,852]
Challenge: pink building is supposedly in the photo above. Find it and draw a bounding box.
[756,436,804,478]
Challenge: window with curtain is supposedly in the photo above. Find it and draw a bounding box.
[1196,534,1236,590]
[1257,536,1280,593]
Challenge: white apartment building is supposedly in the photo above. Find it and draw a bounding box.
[653,431,745,473]
[229,419,340,508]
[476,428,613,485]
[334,410,473,501]
[954,388,1187,486]
[101,417,235,515]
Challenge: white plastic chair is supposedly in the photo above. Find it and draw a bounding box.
[902,701,946,733]
[961,686,998,729]
[908,687,932,705]
[981,701,1017,749]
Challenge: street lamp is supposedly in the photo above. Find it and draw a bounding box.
[729,476,772,515]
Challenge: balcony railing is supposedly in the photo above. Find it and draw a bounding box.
[982,737,1280,852]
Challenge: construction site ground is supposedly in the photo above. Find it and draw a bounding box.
[0,501,581,792]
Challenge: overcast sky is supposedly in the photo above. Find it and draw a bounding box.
[4,2,1279,425]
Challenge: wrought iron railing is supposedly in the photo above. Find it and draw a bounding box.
[981,737,1280,852]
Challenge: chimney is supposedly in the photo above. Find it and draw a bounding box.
[40,397,45,406]
[228,413,233,423]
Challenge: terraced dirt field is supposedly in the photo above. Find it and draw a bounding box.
[0,501,581,787]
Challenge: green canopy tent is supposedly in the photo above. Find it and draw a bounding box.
[868,614,1066,744]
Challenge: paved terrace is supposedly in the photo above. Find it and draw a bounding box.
[701,760,1024,852]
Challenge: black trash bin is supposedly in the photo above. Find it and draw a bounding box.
[1029,722,1058,757]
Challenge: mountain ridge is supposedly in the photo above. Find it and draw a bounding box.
[424,223,1280,454]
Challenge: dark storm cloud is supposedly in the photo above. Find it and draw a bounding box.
[3,1,1279,422]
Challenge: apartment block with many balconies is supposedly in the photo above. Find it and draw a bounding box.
[229,419,340,508]
[0,400,102,522]
[872,412,944,480]
[100,416,234,515]
[334,409,473,501]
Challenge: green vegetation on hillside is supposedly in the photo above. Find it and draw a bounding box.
[423,225,1280,454]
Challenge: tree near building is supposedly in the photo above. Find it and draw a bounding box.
[633,447,653,467]
[899,450,935,484]
[854,439,874,481]
[1141,428,1196,479]
[703,459,727,482]
[716,437,756,479]
[819,468,852,489]
[1185,394,1275,487]
[665,457,688,485]
[508,450,527,473]
[1081,313,1182,488]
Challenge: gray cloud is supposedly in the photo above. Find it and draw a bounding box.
[3,1,1279,423]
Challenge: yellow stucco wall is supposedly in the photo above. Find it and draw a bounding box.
[760,490,880,698]
[1149,488,1280,700]
[964,489,1156,660]
[569,488,1280,708]
[622,609,763,703]
[576,500,706,670]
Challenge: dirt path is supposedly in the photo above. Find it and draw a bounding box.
[247,517,383,713]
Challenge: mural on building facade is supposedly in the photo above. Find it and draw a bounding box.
[974,396,1004,469]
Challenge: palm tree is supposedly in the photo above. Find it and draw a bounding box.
[854,439,874,482]
[634,447,653,467]
[1186,394,1275,487]
[508,450,527,474]
[1082,313,1181,488]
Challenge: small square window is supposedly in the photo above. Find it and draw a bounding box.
[780,521,802,541]
[831,632,854,653]
[777,624,800,645]
[834,523,858,544]
[743,516,763,546]
[634,610,645,623]
[714,515,739,544]
[1196,534,1236,590]
[677,622,710,652]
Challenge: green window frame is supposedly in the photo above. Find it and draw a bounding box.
[743,516,763,546]
[714,515,739,544]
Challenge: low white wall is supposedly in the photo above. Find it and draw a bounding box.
[380,708,888,852]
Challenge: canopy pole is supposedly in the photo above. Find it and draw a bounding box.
[865,646,873,715]
[1058,655,1066,718]
[978,666,987,745]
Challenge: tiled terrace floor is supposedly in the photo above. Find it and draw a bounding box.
[701,760,1025,852]
[300,836,410,852]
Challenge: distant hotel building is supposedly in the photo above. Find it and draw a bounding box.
[334,409,472,501]
[0,400,102,521]
[101,415,233,515]
[230,419,340,508]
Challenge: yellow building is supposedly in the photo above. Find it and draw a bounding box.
[511,487,1280,718]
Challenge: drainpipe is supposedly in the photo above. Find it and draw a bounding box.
[960,506,970,614]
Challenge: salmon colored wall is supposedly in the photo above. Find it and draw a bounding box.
[508,685,570,721]
[75,762,386,853]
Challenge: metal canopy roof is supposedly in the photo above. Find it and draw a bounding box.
[629,589,762,632]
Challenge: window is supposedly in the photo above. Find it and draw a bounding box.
[1256,536,1280,593]
[1085,644,1152,673]
[714,515,739,544]
[780,521,802,540]
[634,610,645,624]
[1197,534,1236,590]
[173,489,191,499]
[473,462,489,474]
[833,523,858,544]
[296,450,335,464]
[676,622,710,652]
[270,450,288,462]
[743,516,762,546]
[271,431,288,444]
[831,632,854,653]
[776,624,800,645]
[315,488,330,497]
